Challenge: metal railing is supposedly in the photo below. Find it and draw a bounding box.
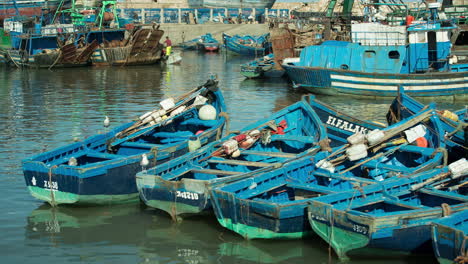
[116,7,290,25]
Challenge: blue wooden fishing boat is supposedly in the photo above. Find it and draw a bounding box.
[240,54,285,79]
[387,89,467,160]
[223,33,272,56]
[431,209,468,264]
[22,78,227,205]
[308,162,468,260]
[136,95,329,220]
[196,33,220,52]
[209,107,450,239]
[283,5,468,99]
[305,95,386,147]
[178,37,201,50]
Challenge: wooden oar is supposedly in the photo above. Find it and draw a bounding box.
[410,172,451,191]
[117,86,205,138]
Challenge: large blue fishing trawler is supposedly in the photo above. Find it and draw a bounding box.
[283,3,468,99]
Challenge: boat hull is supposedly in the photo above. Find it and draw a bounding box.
[197,42,220,52]
[431,210,468,264]
[23,83,226,206]
[283,65,468,99]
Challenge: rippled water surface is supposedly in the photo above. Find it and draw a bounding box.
[1,51,464,264]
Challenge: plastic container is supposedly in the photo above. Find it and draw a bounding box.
[449,158,468,178]
[316,159,335,173]
[404,124,426,143]
[346,144,368,161]
[160,98,175,110]
[347,132,366,145]
[367,129,385,145]
[188,136,201,152]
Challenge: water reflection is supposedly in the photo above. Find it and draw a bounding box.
[2,50,452,264]
[26,204,437,264]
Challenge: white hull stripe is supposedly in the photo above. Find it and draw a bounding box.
[331,81,467,91]
[331,74,468,84]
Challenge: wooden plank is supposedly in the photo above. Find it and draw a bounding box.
[191,169,239,176]
[120,141,162,149]
[207,159,273,167]
[241,150,296,158]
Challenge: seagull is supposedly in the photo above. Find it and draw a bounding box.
[104,116,110,128]
[140,153,149,171]
[68,157,77,166]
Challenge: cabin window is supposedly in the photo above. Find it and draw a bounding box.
[388,51,400,59]
[364,50,376,58]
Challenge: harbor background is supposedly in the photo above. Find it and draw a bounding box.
[0,50,464,263]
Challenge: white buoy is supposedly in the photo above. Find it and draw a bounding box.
[104,116,110,128]
[68,157,77,166]
[198,104,217,120]
[140,153,149,170]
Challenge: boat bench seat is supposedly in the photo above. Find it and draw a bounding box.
[397,145,434,156]
[363,160,412,173]
[86,152,124,160]
[191,169,240,176]
[207,159,274,167]
[241,150,297,159]
[271,134,315,143]
[120,141,163,149]
[286,183,336,195]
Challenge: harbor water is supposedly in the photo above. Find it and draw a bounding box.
[0,51,464,264]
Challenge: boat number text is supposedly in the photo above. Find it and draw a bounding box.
[44,181,58,190]
[176,191,199,200]
[326,116,368,134]
[352,224,368,235]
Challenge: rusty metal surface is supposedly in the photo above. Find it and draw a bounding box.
[270,26,295,68]
[75,40,99,63]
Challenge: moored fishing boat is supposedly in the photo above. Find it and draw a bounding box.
[136,95,329,220]
[91,25,164,66]
[240,54,285,79]
[308,161,468,260]
[223,33,272,56]
[22,78,227,205]
[431,209,468,264]
[196,33,220,52]
[305,95,386,147]
[387,89,467,160]
[283,4,468,99]
[209,106,450,239]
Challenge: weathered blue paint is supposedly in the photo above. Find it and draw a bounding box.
[210,105,449,240]
[308,167,468,260]
[304,95,385,147]
[223,33,272,56]
[283,21,468,98]
[240,53,285,79]
[22,79,227,205]
[136,95,329,219]
[431,210,468,264]
[387,89,468,160]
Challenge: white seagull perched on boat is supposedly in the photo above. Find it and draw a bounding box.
[68,157,77,166]
[140,153,149,171]
[104,116,110,128]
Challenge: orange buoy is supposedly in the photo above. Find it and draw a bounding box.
[415,137,428,148]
